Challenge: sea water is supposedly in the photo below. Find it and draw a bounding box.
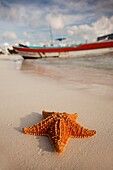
[17,52,113,94]
[20,53,113,83]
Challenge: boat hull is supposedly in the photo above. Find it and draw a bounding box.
[13,41,113,59]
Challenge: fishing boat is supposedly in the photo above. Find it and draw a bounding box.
[13,33,113,59]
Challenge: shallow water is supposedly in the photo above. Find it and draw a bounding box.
[17,52,113,89]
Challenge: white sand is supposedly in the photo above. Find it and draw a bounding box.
[0,57,113,170]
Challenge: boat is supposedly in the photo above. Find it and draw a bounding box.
[7,48,18,54]
[13,33,113,59]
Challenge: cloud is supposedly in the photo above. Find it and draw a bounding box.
[0,2,20,22]
[0,2,46,30]
[67,16,113,43]
[2,31,17,41]
[0,0,113,29]
[92,16,113,36]
[46,13,64,30]
[0,0,113,45]
[96,0,113,17]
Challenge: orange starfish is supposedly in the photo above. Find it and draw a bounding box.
[23,111,96,153]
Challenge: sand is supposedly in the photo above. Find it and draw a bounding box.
[0,55,113,170]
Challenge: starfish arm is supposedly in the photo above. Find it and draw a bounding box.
[68,113,78,121]
[49,134,69,153]
[48,119,70,153]
[42,111,78,121]
[23,116,54,136]
[70,122,96,138]
[42,110,55,119]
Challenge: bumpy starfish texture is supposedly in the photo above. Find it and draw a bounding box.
[23,111,96,153]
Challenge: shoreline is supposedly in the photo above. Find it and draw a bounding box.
[0,54,22,60]
[0,58,113,170]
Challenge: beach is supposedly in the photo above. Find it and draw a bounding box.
[0,54,113,170]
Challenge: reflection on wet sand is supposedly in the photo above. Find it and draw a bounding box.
[18,59,63,81]
[16,54,113,88]
[19,60,46,73]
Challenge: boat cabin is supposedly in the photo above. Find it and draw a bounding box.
[97,33,113,41]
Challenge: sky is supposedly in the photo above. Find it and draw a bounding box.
[0,0,113,46]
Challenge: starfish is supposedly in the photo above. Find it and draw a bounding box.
[23,111,96,153]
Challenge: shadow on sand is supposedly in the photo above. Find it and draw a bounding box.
[15,112,53,153]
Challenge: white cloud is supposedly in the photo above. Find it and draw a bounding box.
[3,31,17,40]
[46,13,64,30]
[23,32,31,37]
[0,4,41,28]
[92,16,113,36]
[67,16,113,43]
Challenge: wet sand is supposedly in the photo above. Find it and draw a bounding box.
[0,56,113,170]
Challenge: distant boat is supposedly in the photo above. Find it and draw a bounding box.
[13,34,113,59]
[0,50,4,55]
[7,48,18,54]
